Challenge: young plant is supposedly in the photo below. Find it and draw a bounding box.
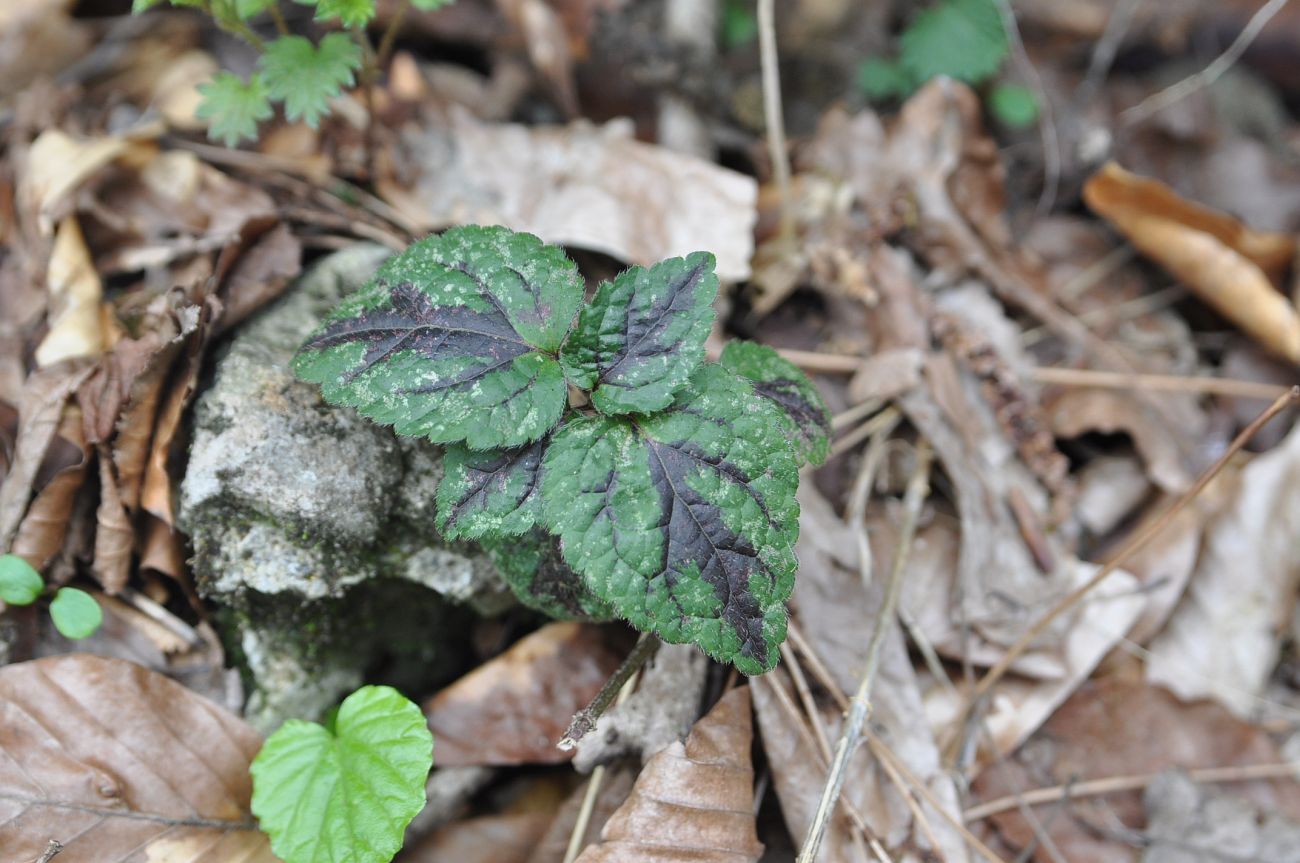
[293,225,831,675]
[858,0,1038,129]
[0,554,103,640]
[130,0,454,147]
[251,685,433,863]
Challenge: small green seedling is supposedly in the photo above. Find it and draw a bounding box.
[251,685,433,863]
[131,0,454,147]
[293,225,831,675]
[858,0,1039,129]
[0,554,103,640]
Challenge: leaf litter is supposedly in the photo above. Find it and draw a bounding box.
[5,3,1300,862]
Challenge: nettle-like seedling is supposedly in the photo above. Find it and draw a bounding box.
[293,226,830,674]
[131,0,454,147]
[251,685,434,863]
[0,554,103,640]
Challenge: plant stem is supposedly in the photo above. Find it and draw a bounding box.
[756,0,794,244]
[203,0,267,51]
[561,670,641,863]
[36,841,63,863]
[798,441,933,863]
[376,1,410,69]
[558,634,660,750]
[267,2,291,36]
[352,26,382,182]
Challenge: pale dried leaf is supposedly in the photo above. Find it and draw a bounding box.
[383,107,757,280]
[401,812,553,863]
[1143,771,1300,863]
[527,768,635,863]
[35,217,105,367]
[1147,421,1300,716]
[574,686,763,863]
[424,622,623,766]
[18,129,152,235]
[1084,162,1300,364]
[0,0,90,95]
[0,654,274,862]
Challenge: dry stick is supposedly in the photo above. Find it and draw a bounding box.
[830,407,902,459]
[964,761,1300,823]
[1030,367,1294,400]
[561,670,642,863]
[1121,0,1292,125]
[798,441,934,863]
[964,387,1299,715]
[845,413,902,586]
[1072,0,1143,110]
[376,1,410,68]
[757,0,794,244]
[866,740,965,863]
[35,841,63,863]
[559,634,660,750]
[832,398,885,432]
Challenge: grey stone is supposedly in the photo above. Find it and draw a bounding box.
[180,244,511,732]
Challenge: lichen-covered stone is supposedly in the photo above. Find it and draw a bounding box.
[181,244,511,732]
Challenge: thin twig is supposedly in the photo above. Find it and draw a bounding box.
[991,0,1060,216]
[559,634,660,750]
[965,761,1300,822]
[799,442,933,862]
[1072,0,1143,110]
[845,413,902,587]
[963,387,1299,715]
[1121,0,1292,125]
[830,407,902,459]
[35,841,63,863]
[376,0,410,68]
[1030,367,1294,400]
[561,670,641,863]
[832,398,885,431]
[757,0,794,243]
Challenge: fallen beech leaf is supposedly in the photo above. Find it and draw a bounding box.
[10,404,88,570]
[574,687,763,863]
[424,622,623,766]
[35,217,105,367]
[1084,162,1300,364]
[971,679,1300,863]
[0,654,275,862]
[0,361,96,549]
[215,222,303,334]
[382,106,757,280]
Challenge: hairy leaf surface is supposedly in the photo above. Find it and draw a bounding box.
[720,341,832,466]
[542,364,799,674]
[561,252,718,415]
[438,440,546,539]
[484,530,616,621]
[294,226,583,449]
[251,685,433,863]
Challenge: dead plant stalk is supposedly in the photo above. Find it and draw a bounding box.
[798,441,933,863]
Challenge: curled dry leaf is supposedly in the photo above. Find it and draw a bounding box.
[10,403,88,570]
[92,443,134,594]
[526,767,636,863]
[35,217,106,368]
[424,622,624,766]
[574,686,763,863]
[0,654,274,863]
[17,128,154,236]
[1084,161,1300,364]
[382,106,757,280]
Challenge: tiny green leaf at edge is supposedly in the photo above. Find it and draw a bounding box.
[49,588,103,640]
[0,554,44,606]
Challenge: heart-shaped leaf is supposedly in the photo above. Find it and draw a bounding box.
[250,685,433,863]
[48,587,102,639]
[720,341,832,466]
[560,252,718,416]
[437,439,547,540]
[294,226,583,450]
[541,363,800,674]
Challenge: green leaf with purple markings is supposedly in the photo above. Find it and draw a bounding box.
[437,439,546,539]
[293,226,583,450]
[483,530,616,621]
[720,341,832,466]
[540,363,800,674]
[560,252,719,416]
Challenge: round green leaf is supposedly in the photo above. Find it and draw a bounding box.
[0,554,44,606]
[49,588,102,639]
[251,685,434,863]
[988,82,1039,129]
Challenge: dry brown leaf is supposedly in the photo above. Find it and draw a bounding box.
[0,0,90,95]
[0,654,274,862]
[18,129,155,236]
[92,443,134,594]
[971,679,1300,863]
[574,686,763,863]
[35,216,106,367]
[215,222,303,334]
[1084,162,1300,364]
[10,403,88,570]
[382,106,757,280]
[495,0,578,116]
[400,812,553,863]
[527,768,636,863]
[424,622,624,766]
[0,360,96,549]
[1146,420,1300,716]
[1143,771,1300,863]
